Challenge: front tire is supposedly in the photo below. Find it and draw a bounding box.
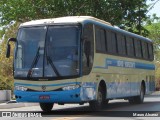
[89,85,105,110]
[39,103,54,112]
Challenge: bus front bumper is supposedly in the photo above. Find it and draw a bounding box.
[14,82,97,103]
[14,88,82,103]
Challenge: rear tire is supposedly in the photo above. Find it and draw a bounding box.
[135,84,145,104]
[129,84,145,104]
[104,99,109,104]
[39,103,54,112]
[89,85,105,110]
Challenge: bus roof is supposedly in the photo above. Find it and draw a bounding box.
[20,16,112,27]
[20,16,152,42]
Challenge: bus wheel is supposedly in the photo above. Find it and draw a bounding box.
[135,84,145,104]
[89,85,105,110]
[39,103,54,112]
[129,84,145,104]
[128,98,135,104]
[105,99,109,104]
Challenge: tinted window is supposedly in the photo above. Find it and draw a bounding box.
[134,39,142,58]
[117,34,126,55]
[142,42,149,59]
[148,43,154,60]
[111,32,117,54]
[106,31,112,53]
[126,37,135,57]
[121,36,127,55]
[106,31,117,54]
[95,27,106,52]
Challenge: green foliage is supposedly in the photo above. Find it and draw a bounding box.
[0,0,149,35]
[145,21,160,60]
[145,19,160,89]
[0,23,19,90]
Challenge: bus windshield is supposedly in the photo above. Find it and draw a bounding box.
[14,25,80,79]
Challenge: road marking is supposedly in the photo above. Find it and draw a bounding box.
[51,117,80,120]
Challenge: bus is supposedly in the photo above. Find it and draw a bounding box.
[6,16,155,112]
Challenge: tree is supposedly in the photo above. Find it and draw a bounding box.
[0,22,19,90]
[145,21,160,60]
[145,18,160,89]
[0,0,150,36]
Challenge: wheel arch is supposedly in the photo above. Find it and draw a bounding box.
[98,80,107,99]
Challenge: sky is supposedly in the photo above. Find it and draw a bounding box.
[147,0,160,17]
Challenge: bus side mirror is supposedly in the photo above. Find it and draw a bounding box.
[6,38,16,58]
[6,44,11,58]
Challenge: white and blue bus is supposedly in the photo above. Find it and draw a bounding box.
[6,16,155,111]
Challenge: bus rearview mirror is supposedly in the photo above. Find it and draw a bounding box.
[6,44,11,58]
[6,38,17,58]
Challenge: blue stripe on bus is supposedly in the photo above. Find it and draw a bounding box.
[14,82,78,87]
[135,62,155,70]
[94,58,155,70]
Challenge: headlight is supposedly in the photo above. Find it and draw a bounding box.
[15,85,28,91]
[62,85,80,91]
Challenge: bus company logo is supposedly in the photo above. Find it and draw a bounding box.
[42,85,46,91]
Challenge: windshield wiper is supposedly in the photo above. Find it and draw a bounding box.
[27,47,40,78]
[27,46,61,78]
[46,56,61,77]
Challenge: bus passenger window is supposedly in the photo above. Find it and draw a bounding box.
[121,36,127,55]
[106,31,117,54]
[106,31,112,53]
[134,39,142,58]
[142,42,149,59]
[111,32,117,54]
[126,37,135,57]
[117,34,126,56]
[148,43,154,60]
[95,27,106,53]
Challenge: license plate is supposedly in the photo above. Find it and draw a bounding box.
[39,95,50,100]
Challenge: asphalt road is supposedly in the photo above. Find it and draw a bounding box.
[0,92,160,120]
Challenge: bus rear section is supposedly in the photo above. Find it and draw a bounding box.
[93,22,155,105]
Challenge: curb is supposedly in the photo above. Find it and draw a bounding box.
[0,103,39,109]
